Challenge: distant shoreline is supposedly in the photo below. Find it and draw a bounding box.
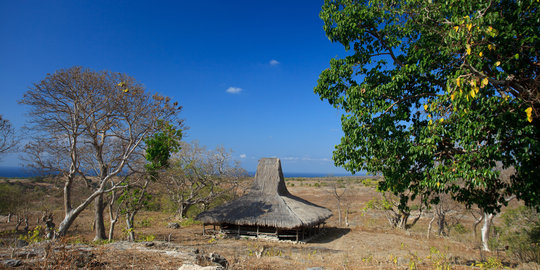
[0,166,362,179]
[0,166,40,178]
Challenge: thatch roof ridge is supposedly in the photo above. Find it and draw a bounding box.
[196,158,332,229]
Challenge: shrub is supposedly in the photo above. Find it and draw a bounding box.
[496,206,539,263]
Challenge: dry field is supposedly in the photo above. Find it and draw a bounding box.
[0,177,536,269]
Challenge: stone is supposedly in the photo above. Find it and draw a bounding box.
[208,253,228,268]
[14,239,28,248]
[178,263,223,270]
[167,222,180,229]
[3,259,22,267]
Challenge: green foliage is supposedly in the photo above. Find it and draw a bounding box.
[472,257,504,269]
[19,226,43,244]
[0,183,22,214]
[137,217,153,228]
[450,223,469,235]
[495,206,540,263]
[144,120,183,174]
[316,0,540,213]
[137,234,155,242]
[179,217,202,227]
[427,247,451,270]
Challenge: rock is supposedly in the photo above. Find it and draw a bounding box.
[208,253,228,268]
[178,263,223,270]
[167,222,180,229]
[144,242,155,247]
[14,239,28,248]
[3,259,22,267]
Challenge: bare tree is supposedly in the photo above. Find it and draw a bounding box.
[19,66,181,239]
[362,190,424,230]
[161,141,248,218]
[426,193,466,238]
[0,115,17,157]
[327,180,349,226]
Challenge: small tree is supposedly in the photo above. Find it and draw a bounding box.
[327,180,350,226]
[362,189,424,230]
[20,66,181,238]
[161,141,248,218]
[113,121,182,241]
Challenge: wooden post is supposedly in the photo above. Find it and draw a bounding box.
[256,225,259,238]
[295,228,299,242]
[203,224,206,235]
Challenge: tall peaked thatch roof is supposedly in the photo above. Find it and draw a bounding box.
[196,158,332,229]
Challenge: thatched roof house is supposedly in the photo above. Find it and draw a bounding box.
[196,158,332,241]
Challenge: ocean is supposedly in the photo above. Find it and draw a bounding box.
[0,166,358,179]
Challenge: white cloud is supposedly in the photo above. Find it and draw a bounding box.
[240,154,247,159]
[226,87,242,94]
[269,59,280,66]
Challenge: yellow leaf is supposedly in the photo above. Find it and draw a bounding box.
[467,23,472,31]
[428,114,432,118]
[453,26,459,32]
[481,77,489,88]
[424,104,428,111]
[470,89,476,98]
[488,44,494,51]
[436,182,440,188]
[495,61,501,67]
[466,44,471,55]
[123,88,129,93]
[470,79,477,87]
[525,107,533,122]
[487,26,493,33]
[439,118,444,123]
[451,92,455,101]
[429,119,433,125]
[479,51,483,57]
[456,77,461,87]
[474,86,479,94]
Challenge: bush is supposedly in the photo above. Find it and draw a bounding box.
[496,206,539,263]
[451,223,469,235]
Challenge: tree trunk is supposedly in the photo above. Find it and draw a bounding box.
[93,193,107,241]
[481,212,494,251]
[108,192,119,242]
[57,188,105,238]
[437,213,446,236]
[126,213,135,241]
[7,213,11,223]
[108,218,118,241]
[64,178,73,216]
[337,199,342,226]
[179,202,193,218]
[472,213,484,240]
[427,215,436,239]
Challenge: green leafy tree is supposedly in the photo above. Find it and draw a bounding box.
[315,0,539,213]
[118,121,182,241]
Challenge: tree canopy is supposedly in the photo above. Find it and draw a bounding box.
[315,0,539,213]
[20,66,182,237]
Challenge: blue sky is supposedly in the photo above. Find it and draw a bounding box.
[0,0,353,175]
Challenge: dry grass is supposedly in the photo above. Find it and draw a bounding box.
[0,177,532,269]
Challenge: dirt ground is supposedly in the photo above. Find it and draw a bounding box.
[0,177,536,269]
